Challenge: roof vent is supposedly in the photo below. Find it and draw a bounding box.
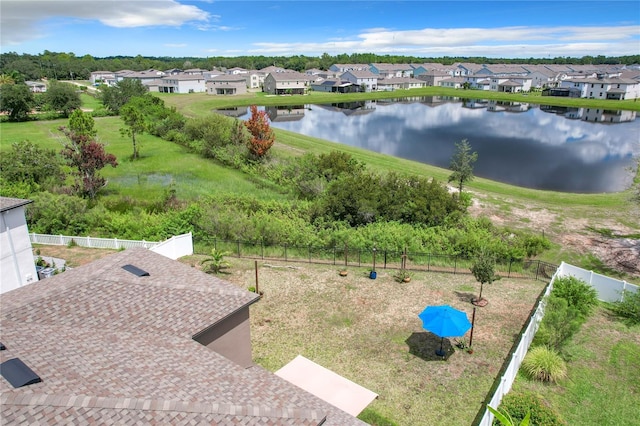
[122,264,150,277]
[1,358,42,388]
[0,342,6,350]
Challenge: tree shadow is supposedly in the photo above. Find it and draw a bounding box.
[405,332,455,361]
[454,291,476,303]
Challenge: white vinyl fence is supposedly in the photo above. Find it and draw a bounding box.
[31,233,158,250]
[30,232,193,260]
[477,261,637,426]
[476,269,558,426]
[556,261,638,302]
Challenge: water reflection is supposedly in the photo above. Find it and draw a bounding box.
[219,98,640,193]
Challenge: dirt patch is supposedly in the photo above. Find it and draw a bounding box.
[468,191,640,280]
[33,245,118,267]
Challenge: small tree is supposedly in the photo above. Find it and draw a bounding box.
[470,250,500,305]
[100,78,148,113]
[60,127,118,199]
[0,83,34,121]
[120,102,146,159]
[68,109,97,138]
[244,104,275,159]
[200,248,231,274]
[448,138,478,193]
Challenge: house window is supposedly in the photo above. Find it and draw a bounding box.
[601,84,604,88]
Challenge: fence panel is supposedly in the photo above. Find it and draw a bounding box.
[559,262,639,302]
[195,239,557,283]
[31,233,159,250]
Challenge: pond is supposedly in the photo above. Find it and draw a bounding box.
[220,97,640,193]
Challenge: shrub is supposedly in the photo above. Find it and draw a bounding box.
[496,391,565,426]
[521,346,567,383]
[610,289,640,325]
[551,276,598,316]
[533,295,584,350]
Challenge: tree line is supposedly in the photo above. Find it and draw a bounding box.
[1,50,638,81]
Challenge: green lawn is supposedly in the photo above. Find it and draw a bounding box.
[0,117,288,203]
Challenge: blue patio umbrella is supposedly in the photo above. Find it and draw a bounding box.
[418,305,472,356]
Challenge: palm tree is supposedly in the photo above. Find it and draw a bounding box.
[488,406,530,426]
[200,248,231,274]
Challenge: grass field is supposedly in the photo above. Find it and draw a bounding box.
[184,255,548,426]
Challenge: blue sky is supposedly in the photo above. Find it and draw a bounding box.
[1,1,639,58]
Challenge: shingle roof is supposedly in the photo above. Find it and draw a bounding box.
[0,248,364,425]
[0,197,32,213]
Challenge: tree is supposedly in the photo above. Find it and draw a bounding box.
[470,250,500,305]
[199,248,231,274]
[448,138,478,193]
[119,100,147,160]
[60,127,118,199]
[0,83,34,121]
[68,109,97,138]
[100,78,148,113]
[44,81,81,117]
[244,104,275,159]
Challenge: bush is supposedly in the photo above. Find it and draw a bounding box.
[533,295,584,350]
[610,289,640,325]
[496,391,565,426]
[551,276,598,316]
[521,346,567,383]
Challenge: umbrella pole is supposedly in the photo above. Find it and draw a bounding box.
[436,337,445,357]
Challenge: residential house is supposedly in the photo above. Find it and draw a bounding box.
[119,69,166,85]
[417,70,452,86]
[226,67,248,75]
[206,74,248,95]
[559,76,640,100]
[89,70,115,85]
[259,65,288,74]
[0,197,37,294]
[184,68,208,75]
[369,63,413,78]
[455,63,484,76]
[245,70,267,90]
[25,81,46,93]
[341,70,378,92]
[376,77,426,91]
[310,78,358,93]
[439,76,466,89]
[0,248,367,425]
[163,68,183,75]
[158,74,207,93]
[463,75,491,90]
[410,63,452,78]
[489,76,533,93]
[328,64,370,76]
[263,71,310,95]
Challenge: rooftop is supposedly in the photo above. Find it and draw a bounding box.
[0,248,364,425]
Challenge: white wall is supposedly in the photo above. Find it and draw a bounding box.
[1,207,37,293]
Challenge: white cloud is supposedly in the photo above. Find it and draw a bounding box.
[1,0,209,45]
[251,25,640,57]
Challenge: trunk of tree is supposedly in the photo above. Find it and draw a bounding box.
[132,133,138,159]
[478,282,484,301]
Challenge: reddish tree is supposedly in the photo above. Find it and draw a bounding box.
[244,105,275,159]
[59,127,118,199]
